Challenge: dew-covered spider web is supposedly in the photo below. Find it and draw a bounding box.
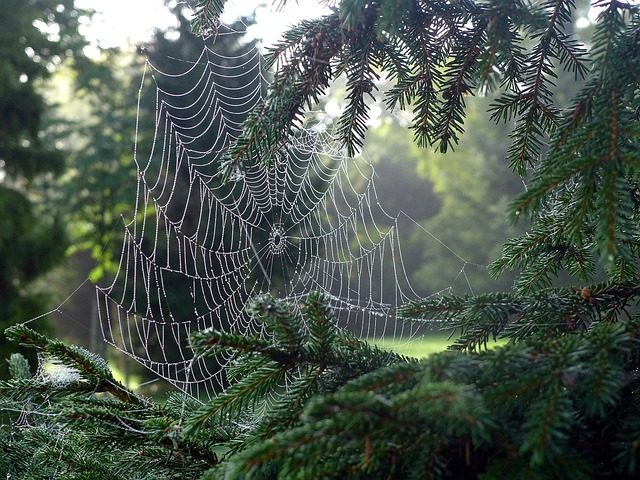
[91,16,483,399]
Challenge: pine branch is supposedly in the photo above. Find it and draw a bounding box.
[477,2,528,90]
[217,318,640,479]
[184,292,405,443]
[490,0,587,174]
[400,281,640,349]
[383,17,443,147]
[507,13,640,272]
[220,14,342,182]
[0,329,221,477]
[221,0,578,181]
[191,0,229,36]
[336,25,381,157]
[435,22,484,152]
[5,324,145,405]
[490,214,596,293]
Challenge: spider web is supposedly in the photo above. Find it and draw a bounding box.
[93,19,477,399]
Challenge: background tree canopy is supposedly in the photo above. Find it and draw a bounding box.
[0,0,89,377]
[2,0,640,479]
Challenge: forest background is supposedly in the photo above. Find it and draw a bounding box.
[0,0,594,388]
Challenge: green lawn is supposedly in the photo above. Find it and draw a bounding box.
[371,332,504,358]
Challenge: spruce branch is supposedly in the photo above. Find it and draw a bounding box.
[336,25,381,157]
[5,324,145,405]
[400,281,640,349]
[490,214,596,293]
[220,14,342,182]
[184,292,405,444]
[506,12,640,272]
[0,338,221,477]
[217,318,640,479]
[221,0,592,181]
[191,0,228,36]
[435,22,485,152]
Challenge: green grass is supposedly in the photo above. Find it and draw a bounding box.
[371,332,504,358]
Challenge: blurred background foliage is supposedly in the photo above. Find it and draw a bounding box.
[1,0,596,387]
[0,0,90,376]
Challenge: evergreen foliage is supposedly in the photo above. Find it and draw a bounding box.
[0,324,218,479]
[3,0,640,478]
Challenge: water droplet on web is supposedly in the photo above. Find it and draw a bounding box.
[94,30,478,401]
[229,165,245,182]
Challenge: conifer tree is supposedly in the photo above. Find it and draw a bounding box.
[3,1,640,479]
[0,0,89,377]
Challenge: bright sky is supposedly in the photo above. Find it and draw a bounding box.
[76,0,331,49]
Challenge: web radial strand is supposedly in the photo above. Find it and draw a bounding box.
[96,28,435,399]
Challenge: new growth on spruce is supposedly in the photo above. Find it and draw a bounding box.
[3,0,640,479]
